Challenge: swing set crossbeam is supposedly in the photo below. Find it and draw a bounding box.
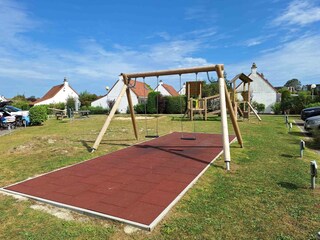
[121,65,223,80]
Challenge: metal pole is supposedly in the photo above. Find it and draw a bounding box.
[310,160,317,189]
[300,140,305,158]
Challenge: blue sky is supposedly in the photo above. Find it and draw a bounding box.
[1,0,320,98]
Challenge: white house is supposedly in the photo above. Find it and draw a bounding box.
[154,80,179,96]
[91,78,150,113]
[33,78,80,109]
[236,63,278,113]
[178,83,186,95]
[0,95,8,102]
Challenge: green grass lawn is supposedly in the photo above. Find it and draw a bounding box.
[0,114,319,239]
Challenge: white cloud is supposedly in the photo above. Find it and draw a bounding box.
[0,0,38,43]
[184,5,216,23]
[246,39,263,47]
[273,0,320,26]
[228,34,320,86]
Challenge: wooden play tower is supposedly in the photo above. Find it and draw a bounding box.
[230,73,261,121]
[184,81,220,121]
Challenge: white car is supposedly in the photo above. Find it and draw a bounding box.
[304,115,320,130]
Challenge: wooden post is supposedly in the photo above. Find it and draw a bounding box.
[224,85,244,148]
[91,83,127,151]
[204,99,207,121]
[247,81,251,120]
[123,74,138,140]
[247,102,262,121]
[233,81,237,118]
[243,82,246,114]
[216,65,231,170]
[190,98,194,121]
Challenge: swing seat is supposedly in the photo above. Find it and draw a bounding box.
[180,136,196,140]
[145,135,159,138]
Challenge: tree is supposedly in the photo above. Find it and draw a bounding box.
[202,81,219,97]
[66,97,76,109]
[27,96,37,102]
[284,79,301,91]
[11,94,30,110]
[79,91,98,107]
[280,88,292,113]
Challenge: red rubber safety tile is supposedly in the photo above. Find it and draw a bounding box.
[3,132,235,229]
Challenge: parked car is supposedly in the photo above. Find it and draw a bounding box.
[304,115,320,130]
[0,101,30,126]
[301,107,320,121]
[0,111,16,129]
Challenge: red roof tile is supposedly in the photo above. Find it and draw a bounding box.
[32,82,79,105]
[162,83,179,96]
[32,84,64,104]
[130,80,150,98]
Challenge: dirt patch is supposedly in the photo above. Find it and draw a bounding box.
[30,203,89,222]
[0,190,28,201]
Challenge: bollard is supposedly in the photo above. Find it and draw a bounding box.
[300,140,305,158]
[310,160,318,189]
[285,114,289,128]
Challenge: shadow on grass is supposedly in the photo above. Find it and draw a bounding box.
[280,154,295,158]
[171,116,221,122]
[79,139,134,152]
[211,163,225,170]
[305,141,320,152]
[288,131,308,137]
[277,182,299,190]
[80,140,93,152]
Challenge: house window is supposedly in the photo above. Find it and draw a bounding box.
[138,98,147,104]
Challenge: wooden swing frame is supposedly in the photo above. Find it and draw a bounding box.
[91,64,243,170]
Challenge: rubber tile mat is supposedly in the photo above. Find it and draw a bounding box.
[3,132,235,230]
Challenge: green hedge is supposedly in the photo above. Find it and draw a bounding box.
[147,92,160,114]
[134,95,186,114]
[81,106,109,114]
[46,103,65,114]
[134,104,145,114]
[306,102,320,108]
[164,96,186,114]
[29,105,48,125]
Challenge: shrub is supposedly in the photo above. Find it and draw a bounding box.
[251,101,266,113]
[12,100,30,110]
[271,102,281,115]
[306,102,320,108]
[29,105,48,125]
[81,106,109,114]
[46,103,65,114]
[134,103,145,114]
[257,103,265,113]
[165,96,186,114]
[147,92,160,114]
[66,97,76,109]
[79,91,98,107]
